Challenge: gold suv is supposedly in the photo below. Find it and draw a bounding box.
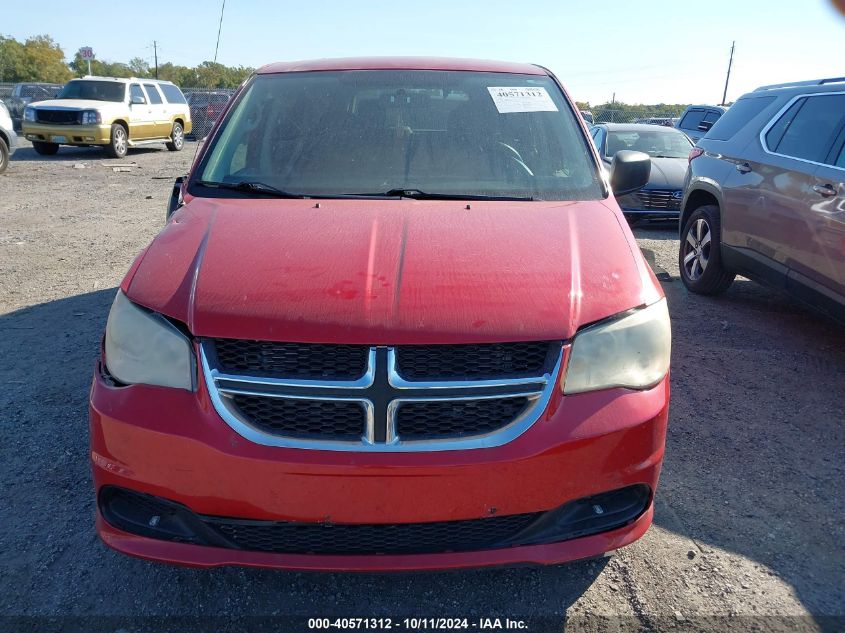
[22,76,192,158]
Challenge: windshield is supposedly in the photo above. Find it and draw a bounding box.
[195,70,602,200]
[605,129,692,158]
[57,80,126,102]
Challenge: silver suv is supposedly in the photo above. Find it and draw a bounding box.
[679,77,845,323]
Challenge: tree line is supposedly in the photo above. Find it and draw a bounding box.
[0,34,253,88]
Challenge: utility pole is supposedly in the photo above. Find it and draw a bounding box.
[153,40,159,79]
[214,0,226,64]
[721,41,735,106]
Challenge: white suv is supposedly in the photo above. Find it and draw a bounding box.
[22,76,192,158]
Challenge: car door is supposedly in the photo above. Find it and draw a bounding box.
[143,83,169,138]
[803,118,845,300]
[128,83,152,139]
[728,93,845,289]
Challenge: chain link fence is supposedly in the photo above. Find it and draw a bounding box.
[0,82,235,137]
[182,88,235,138]
[586,107,685,126]
[1,81,687,135]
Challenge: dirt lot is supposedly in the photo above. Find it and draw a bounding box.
[1,140,843,632]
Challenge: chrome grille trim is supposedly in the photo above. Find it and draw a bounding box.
[210,348,376,390]
[200,341,563,452]
[633,189,683,210]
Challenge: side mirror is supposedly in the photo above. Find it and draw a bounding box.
[697,120,714,132]
[167,176,185,221]
[131,95,146,105]
[610,150,651,196]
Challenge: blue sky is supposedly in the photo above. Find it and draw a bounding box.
[5,0,845,105]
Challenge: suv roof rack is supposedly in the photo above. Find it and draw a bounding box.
[755,77,845,91]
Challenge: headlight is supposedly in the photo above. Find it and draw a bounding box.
[104,291,195,390]
[80,110,101,124]
[563,299,670,394]
[24,107,36,122]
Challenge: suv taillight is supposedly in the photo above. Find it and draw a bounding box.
[688,148,704,163]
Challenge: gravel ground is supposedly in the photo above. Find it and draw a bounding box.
[0,141,843,632]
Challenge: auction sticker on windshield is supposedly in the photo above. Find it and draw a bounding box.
[487,87,558,113]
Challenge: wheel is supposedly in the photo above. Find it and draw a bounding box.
[105,123,128,158]
[679,204,735,295]
[0,137,8,174]
[166,122,184,151]
[32,141,59,156]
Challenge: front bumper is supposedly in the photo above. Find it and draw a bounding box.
[23,122,112,145]
[620,206,680,220]
[3,127,17,155]
[90,361,669,570]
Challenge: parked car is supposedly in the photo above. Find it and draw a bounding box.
[0,99,18,174]
[6,82,61,130]
[580,109,594,124]
[187,90,231,138]
[591,123,693,221]
[675,104,726,142]
[634,117,676,127]
[21,76,192,158]
[91,57,671,571]
[679,77,845,323]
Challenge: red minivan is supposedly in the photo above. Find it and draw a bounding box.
[90,57,671,570]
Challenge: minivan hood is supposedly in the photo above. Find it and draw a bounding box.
[126,198,660,344]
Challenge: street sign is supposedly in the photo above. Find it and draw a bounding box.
[79,47,94,60]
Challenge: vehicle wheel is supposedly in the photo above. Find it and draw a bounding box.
[679,204,735,295]
[0,137,8,174]
[32,141,59,156]
[166,122,184,151]
[105,123,128,158]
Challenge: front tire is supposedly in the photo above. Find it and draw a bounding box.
[679,204,735,295]
[166,122,184,151]
[0,137,8,174]
[105,123,128,158]
[32,141,59,156]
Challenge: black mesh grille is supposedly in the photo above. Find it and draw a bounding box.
[395,342,554,380]
[230,395,366,440]
[208,512,540,555]
[35,109,79,124]
[396,397,530,440]
[100,485,652,556]
[213,339,368,379]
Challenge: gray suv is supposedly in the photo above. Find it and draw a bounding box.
[679,77,845,323]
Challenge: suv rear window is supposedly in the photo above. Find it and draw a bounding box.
[159,83,187,104]
[765,94,845,163]
[706,96,776,141]
[196,70,602,201]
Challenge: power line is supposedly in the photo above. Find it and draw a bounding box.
[214,0,226,64]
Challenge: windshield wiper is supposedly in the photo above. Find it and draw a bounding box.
[195,180,312,198]
[350,188,537,201]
